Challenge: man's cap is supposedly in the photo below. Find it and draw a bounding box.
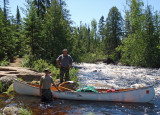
[63,49,68,52]
[44,68,51,72]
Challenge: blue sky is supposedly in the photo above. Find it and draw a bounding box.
[67,0,160,26]
[1,0,160,26]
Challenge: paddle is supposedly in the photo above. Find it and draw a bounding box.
[59,85,82,97]
[58,81,77,92]
[59,85,76,92]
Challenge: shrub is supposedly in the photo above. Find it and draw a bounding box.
[69,67,79,82]
[32,59,60,79]
[49,65,59,79]
[20,54,35,68]
[108,51,120,62]
[18,78,23,81]
[20,107,32,115]
[0,81,5,93]
[81,51,106,63]
[32,59,49,72]
[0,59,10,66]
[6,84,16,96]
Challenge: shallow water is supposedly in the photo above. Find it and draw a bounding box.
[1,95,159,115]
[1,63,160,115]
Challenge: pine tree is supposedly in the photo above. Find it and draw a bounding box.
[70,27,82,62]
[14,5,23,56]
[91,19,97,48]
[104,6,123,55]
[124,11,131,38]
[0,0,15,61]
[86,26,91,52]
[3,0,9,19]
[16,6,21,26]
[24,3,42,57]
[43,0,71,64]
[98,16,105,41]
[118,0,144,65]
[33,0,51,19]
[154,11,160,44]
[0,8,5,60]
[142,5,160,67]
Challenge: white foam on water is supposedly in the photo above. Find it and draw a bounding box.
[74,63,160,96]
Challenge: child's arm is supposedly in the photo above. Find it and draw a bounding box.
[52,81,60,92]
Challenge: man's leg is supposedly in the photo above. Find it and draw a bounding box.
[65,68,69,81]
[60,67,65,83]
[41,89,53,102]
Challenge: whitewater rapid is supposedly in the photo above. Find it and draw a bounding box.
[74,63,160,97]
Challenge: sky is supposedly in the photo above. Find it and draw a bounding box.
[1,0,160,26]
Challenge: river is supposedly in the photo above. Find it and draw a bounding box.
[0,63,160,115]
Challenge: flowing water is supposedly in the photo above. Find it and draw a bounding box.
[0,63,160,115]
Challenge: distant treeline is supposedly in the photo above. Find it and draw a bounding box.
[0,0,160,68]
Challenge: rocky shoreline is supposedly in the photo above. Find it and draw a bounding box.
[0,66,43,81]
[0,66,44,93]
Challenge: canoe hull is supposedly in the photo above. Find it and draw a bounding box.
[13,79,155,102]
[52,86,155,102]
[14,79,40,96]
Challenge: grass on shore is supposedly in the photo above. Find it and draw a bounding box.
[20,107,32,115]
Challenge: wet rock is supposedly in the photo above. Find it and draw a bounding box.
[0,75,17,85]
[117,62,123,66]
[16,74,42,81]
[0,68,16,71]
[3,106,21,115]
[72,65,83,69]
[93,70,98,72]
[0,75,17,92]
[131,83,146,88]
[103,58,115,64]
[0,66,43,82]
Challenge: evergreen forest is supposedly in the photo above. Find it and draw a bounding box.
[0,0,160,68]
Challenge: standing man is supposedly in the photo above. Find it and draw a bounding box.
[56,49,73,83]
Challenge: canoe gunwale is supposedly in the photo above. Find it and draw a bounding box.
[14,79,39,89]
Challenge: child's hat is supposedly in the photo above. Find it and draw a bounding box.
[63,49,67,52]
[44,68,51,72]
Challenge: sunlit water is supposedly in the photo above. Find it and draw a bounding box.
[1,63,160,115]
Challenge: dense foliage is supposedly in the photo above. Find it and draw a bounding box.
[0,0,160,68]
[117,0,160,67]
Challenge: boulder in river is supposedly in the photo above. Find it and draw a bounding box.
[103,58,115,64]
[3,106,21,115]
[93,70,98,72]
[0,75,17,92]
